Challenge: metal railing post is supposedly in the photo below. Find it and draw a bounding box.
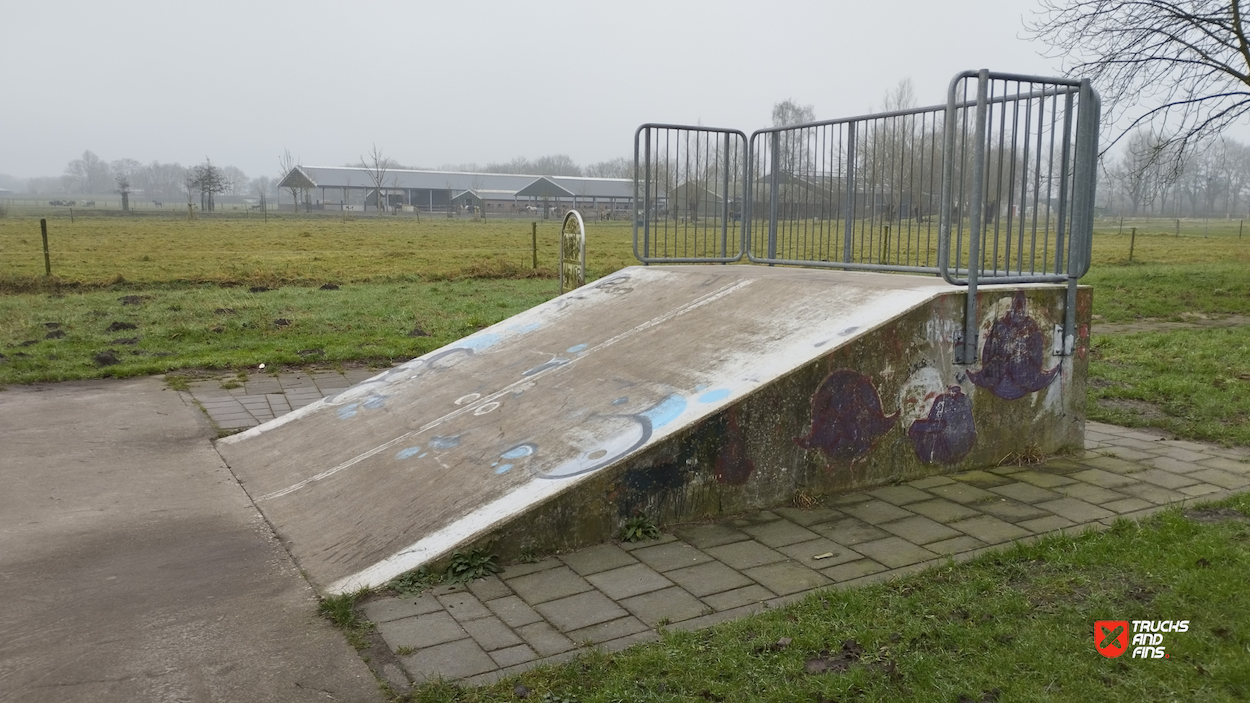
[768,132,780,259]
[960,70,990,365]
[843,122,857,263]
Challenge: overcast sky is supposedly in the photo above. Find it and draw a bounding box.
[4,0,1078,180]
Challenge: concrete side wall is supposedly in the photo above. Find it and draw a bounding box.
[475,286,1091,563]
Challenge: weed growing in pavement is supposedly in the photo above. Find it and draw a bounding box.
[619,514,661,543]
[443,548,502,583]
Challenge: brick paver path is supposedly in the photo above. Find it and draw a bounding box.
[180,376,1250,689]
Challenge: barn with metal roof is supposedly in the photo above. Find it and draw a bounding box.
[276,166,633,217]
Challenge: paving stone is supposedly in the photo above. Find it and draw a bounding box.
[1011,469,1078,488]
[559,543,638,576]
[877,515,962,544]
[1069,468,1139,488]
[1117,482,1187,505]
[506,566,592,605]
[1164,439,1218,452]
[904,498,982,523]
[485,595,544,628]
[438,591,492,622]
[812,517,891,545]
[742,561,832,595]
[1053,482,1129,505]
[466,575,513,601]
[829,491,874,505]
[1131,469,1199,489]
[923,535,985,555]
[867,485,933,505]
[1080,456,1145,474]
[362,595,444,623]
[619,586,708,626]
[379,611,468,650]
[400,637,496,681]
[1156,446,1215,462]
[989,482,1064,504]
[1035,497,1115,522]
[462,616,524,651]
[740,519,821,547]
[431,582,467,596]
[841,497,921,525]
[776,538,862,567]
[515,621,576,657]
[534,590,628,632]
[851,537,937,568]
[489,643,538,668]
[1187,468,1250,489]
[665,561,755,597]
[1040,458,1088,473]
[630,541,715,572]
[1147,456,1202,474]
[927,483,998,504]
[821,559,887,582]
[1092,447,1156,462]
[952,470,1013,487]
[586,563,672,600]
[908,475,956,489]
[566,615,650,645]
[948,515,1031,544]
[1103,498,1156,514]
[1179,483,1223,497]
[975,497,1053,523]
[730,511,781,526]
[619,534,678,551]
[599,630,662,654]
[700,584,775,611]
[704,540,787,569]
[1114,437,1168,451]
[1017,515,1077,533]
[217,418,257,429]
[500,557,562,578]
[989,465,1027,475]
[1199,457,1250,474]
[771,506,845,526]
[673,523,750,549]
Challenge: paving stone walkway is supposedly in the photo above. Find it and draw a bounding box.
[183,366,386,430]
[351,422,1249,687]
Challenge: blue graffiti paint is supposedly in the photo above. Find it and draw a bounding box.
[395,446,422,460]
[642,394,687,429]
[566,343,588,354]
[510,322,542,334]
[840,327,859,336]
[693,383,708,392]
[418,453,428,458]
[336,403,359,420]
[522,358,569,377]
[698,388,731,404]
[501,444,535,459]
[612,397,628,406]
[457,332,502,351]
[363,395,386,410]
[495,463,513,474]
[428,435,461,450]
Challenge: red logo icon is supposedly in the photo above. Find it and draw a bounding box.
[1095,620,1129,658]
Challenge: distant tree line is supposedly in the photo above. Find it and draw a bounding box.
[429,154,632,178]
[1101,131,1250,219]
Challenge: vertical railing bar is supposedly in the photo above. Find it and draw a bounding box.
[843,122,856,263]
[1030,91,1045,274]
[769,132,779,259]
[721,131,730,258]
[1054,92,1074,277]
[963,69,989,365]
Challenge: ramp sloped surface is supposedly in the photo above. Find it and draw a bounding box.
[217,266,953,593]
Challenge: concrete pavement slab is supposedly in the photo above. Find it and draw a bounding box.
[0,378,381,703]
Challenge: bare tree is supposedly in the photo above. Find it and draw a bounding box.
[585,158,632,178]
[187,158,228,212]
[278,148,307,213]
[111,158,140,212]
[360,144,391,212]
[1028,0,1250,161]
[63,150,112,194]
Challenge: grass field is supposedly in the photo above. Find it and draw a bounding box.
[1,213,1247,443]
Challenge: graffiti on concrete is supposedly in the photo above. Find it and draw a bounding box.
[713,409,754,485]
[796,369,898,461]
[967,292,1059,400]
[907,385,976,464]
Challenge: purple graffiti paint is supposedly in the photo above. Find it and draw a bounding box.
[796,369,897,461]
[967,291,1060,400]
[907,386,977,464]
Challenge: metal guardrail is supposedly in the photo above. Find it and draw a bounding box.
[632,69,1099,360]
[633,125,747,263]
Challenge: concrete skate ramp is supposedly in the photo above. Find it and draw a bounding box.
[217,266,1089,594]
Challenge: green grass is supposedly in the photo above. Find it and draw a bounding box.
[1087,326,1250,446]
[407,496,1250,702]
[0,279,555,384]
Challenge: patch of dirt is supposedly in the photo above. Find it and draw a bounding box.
[1184,507,1250,523]
[273,319,290,327]
[248,286,271,293]
[93,350,120,366]
[17,340,37,347]
[105,321,137,332]
[45,330,65,339]
[111,337,139,345]
[407,326,429,338]
[319,283,340,290]
[118,295,151,305]
[804,639,863,675]
[1096,397,1170,422]
[43,322,61,329]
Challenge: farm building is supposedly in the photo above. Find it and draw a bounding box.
[276,166,634,217]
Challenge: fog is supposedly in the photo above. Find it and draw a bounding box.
[3,0,1071,185]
